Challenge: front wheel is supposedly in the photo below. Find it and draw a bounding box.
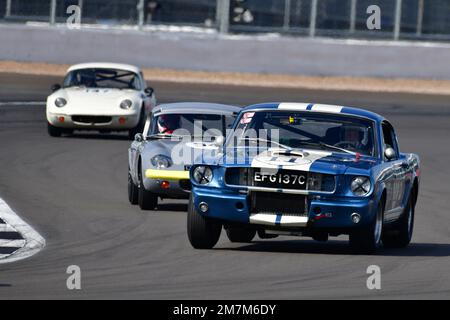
[349,201,384,254]
[226,227,256,243]
[128,171,139,205]
[187,196,222,249]
[128,107,146,140]
[48,123,62,137]
[138,169,157,210]
[382,194,415,248]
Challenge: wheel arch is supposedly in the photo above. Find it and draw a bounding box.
[412,177,419,207]
[380,188,387,210]
[375,180,387,210]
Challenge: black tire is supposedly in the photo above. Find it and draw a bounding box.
[187,195,222,249]
[48,123,62,137]
[128,106,146,140]
[128,171,138,205]
[349,201,384,254]
[226,227,256,243]
[137,167,157,210]
[382,193,415,248]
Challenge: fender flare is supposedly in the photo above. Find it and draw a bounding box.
[374,180,387,209]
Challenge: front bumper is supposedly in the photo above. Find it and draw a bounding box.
[191,188,378,230]
[47,112,140,130]
[143,169,191,198]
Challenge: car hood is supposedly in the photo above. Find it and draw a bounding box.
[204,148,379,175]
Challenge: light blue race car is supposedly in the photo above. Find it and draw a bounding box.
[128,102,240,210]
[187,103,420,254]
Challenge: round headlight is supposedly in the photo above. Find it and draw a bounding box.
[151,155,172,169]
[55,97,67,108]
[120,99,133,109]
[192,166,213,185]
[351,176,371,196]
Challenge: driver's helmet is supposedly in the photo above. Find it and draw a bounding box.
[157,114,181,134]
[341,125,365,144]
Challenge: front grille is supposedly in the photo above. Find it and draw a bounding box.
[250,192,307,216]
[72,115,112,124]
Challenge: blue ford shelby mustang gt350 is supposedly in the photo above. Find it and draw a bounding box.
[187,103,420,254]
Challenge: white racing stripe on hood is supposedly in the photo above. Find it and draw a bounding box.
[251,149,331,172]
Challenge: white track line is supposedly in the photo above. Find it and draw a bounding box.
[0,198,46,264]
[0,224,16,232]
[0,240,26,247]
[0,101,45,106]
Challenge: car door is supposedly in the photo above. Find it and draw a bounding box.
[129,139,141,183]
[381,121,406,221]
[129,115,151,182]
[391,125,412,211]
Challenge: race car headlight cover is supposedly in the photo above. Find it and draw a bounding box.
[351,176,371,196]
[55,97,67,108]
[192,166,213,185]
[120,99,133,109]
[151,155,172,169]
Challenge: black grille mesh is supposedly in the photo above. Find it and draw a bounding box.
[251,192,307,216]
[72,115,112,124]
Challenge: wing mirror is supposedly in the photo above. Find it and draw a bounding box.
[384,147,396,161]
[134,133,144,142]
[51,84,61,92]
[144,87,154,97]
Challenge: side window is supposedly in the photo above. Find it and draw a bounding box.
[144,113,153,136]
[382,122,399,160]
[132,75,141,90]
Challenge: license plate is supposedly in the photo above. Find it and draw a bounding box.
[252,169,307,190]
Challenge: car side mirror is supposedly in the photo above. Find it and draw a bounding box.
[134,133,144,142]
[213,135,225,147]
[144,87,154,97]
[51,84,61,92]
[385,147,396,161]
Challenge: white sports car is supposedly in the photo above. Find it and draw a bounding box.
[46,63,156,139]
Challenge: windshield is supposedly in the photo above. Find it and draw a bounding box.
[149,113,235,140]
[63,68,141,90]
[230,111,376,156]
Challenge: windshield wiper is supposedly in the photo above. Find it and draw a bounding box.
[147,134,169,140]
[319,142,356,155]
[299,141,355,155]
[147,133,190,140]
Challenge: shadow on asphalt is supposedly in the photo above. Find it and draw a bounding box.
[63,133,131,141]
[218,241,450,257]
[156,203,188,212]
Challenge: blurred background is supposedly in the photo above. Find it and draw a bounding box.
[0,0,449,42]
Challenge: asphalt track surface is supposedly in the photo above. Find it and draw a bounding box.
[0,73,449,299]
